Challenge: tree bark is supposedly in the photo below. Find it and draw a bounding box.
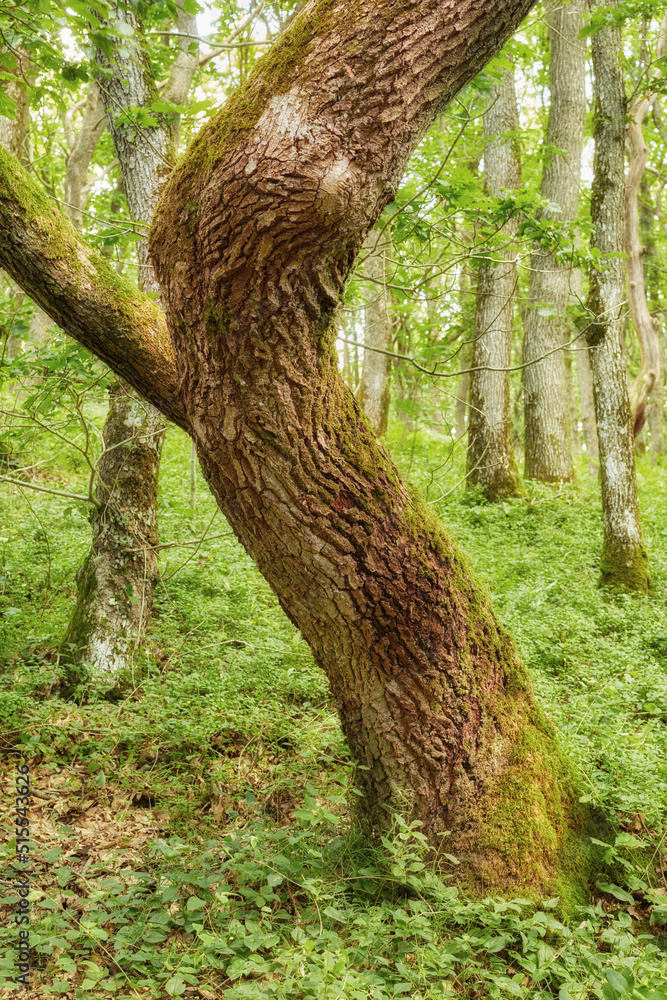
[61,4,199,683]
[0,50,30,164]
[522,0,587,482]
[1,0,596,897]
[357,230,393,437]
[63,83,107,232]
[624,15,667,432]
[60,384,163,685]
[576,333,599,470]
[587,4,649,594]
[467,68,522,500]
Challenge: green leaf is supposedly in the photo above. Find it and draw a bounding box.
[596,882,634,903]
[186,895,206,910]
[605,970,630,995]
[165,975,186,997]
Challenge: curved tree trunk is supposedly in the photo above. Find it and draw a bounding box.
[357,230,393,437]
[1,0,597,898]
[148,0,590,896]
[61,4,198,685]
[467,68,522,500]
[522,0,587,482]
[587,4,649,595]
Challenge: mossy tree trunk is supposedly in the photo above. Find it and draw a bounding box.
[357,230,393,437]
[587,3,649,595]
[467,68,522,500]
[1,0,596,898]
[522,0,587,483]
[61,4,198,686]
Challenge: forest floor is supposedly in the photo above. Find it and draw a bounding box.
[1,419,667,999]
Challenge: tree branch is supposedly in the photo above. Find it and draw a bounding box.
[0,145,186,430]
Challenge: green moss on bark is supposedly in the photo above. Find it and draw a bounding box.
[600,539,650,595]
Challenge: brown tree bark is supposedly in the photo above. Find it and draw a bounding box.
[0,0,595,898]
[467,68,522,500]
[587,3,649,594]
[357,230,393,437]
[522,0,587,482]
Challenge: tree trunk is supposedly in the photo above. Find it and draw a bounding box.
[522,0,587,482]
[0,50,30,163]
[575,333,599,472]
[60,385,163,686]
[63,82,107,232]
[148,0,591,895]
[467,68,522,500]
[624,15,666,431]
[0,0,597,898]
[587,4,649,594]
[61,4,199,684]
[357,230,393,437]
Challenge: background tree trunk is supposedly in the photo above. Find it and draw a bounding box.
[61,4,198,686]
[522,0,587,482]
[587,3,649,594]
[467,68,522,500]
[624,15,666,431]
[357,230,393,437]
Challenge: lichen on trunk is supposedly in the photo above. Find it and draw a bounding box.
[60,384,164,691]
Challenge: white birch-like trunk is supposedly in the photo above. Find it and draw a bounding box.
[467,68,521,499]
[587,3,649,594]
[522,0,586,482]
[357,231,393,437]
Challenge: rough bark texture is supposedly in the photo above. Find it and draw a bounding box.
[522,0,587,482]
[588,5,649,594]
[357,230,393,437]
[145,0,592,897]
[0,0,598,899]
[467,69,522,500]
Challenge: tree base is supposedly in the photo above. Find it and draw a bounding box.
[599,542,650,596]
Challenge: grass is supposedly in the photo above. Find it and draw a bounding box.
[1,409,667,998]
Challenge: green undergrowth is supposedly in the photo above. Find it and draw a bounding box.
[1,416,667,995]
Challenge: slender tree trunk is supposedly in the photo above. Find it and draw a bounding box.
[1,0,598,898]
[640,174,665,460]
[576,333,599,469]
[0,50,30,163]
[61,4,198,685]
[523,0,587,482]
[357,230,393,437]
[624,15,667,431]
[565,268,584,460]
[467,69,522,499]
[587,4,649,594]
